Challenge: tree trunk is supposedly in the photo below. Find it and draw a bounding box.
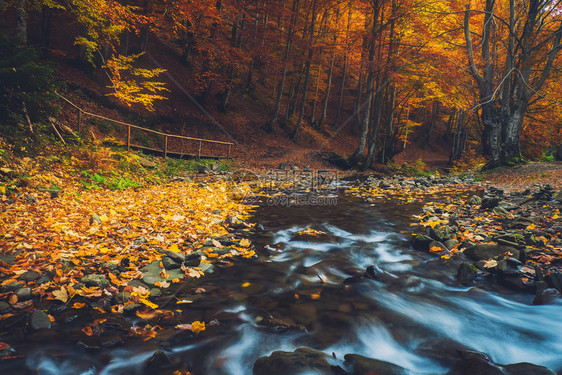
[463,1,562,169]
[266,0,299,132]
[15,0,27,46]
[41,6,52,49]
[292,0,317,140]
[335,53,348,126]
[319,49,335,128]
[351,3,381,163]
[311,65,321,128]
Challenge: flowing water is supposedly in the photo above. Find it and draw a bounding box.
[4,195,562,374]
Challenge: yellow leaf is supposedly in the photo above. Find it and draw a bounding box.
[483,259,498,268]
[191,321,206,334]
[53,287,69,303]
[168,244,180,253]
[239,239,251,247]
[526,224,537,230]
[241,282,251,288]
[139,298,158,309]
[552,214,559,220]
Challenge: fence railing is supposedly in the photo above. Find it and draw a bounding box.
[55,92,234,159]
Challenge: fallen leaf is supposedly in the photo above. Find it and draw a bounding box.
[168,244,180,253]
[53,287,69,303]
[82,326,94,336]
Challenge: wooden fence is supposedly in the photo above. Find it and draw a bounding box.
[55,92,234,160]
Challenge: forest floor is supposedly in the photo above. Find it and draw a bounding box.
[481,161,562,191]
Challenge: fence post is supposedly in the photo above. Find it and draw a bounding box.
[227,144,231,159]
[164,136,168,158]
[77,110,82,132]
[127,125,131,152]
[198,140,202,160]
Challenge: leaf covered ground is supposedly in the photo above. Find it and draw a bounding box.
[0,153,259,347]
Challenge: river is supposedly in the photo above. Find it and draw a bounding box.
[3,194,562,374]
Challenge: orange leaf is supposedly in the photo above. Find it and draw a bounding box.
[82,326,94,336]
[72,302,86,309]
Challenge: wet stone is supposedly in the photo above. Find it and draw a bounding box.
[141,260,184,286]
[20,270,40,282]
[457,263,478,283]
[463,244,519,261]
[160,249,186,263]
[493,206,509,216]
[162,256,180,270]
[253,348,332,375]
[15,287,31,300]
[2,281,24,293]
[127,280,149,289]
[146,350,173,370]
[30,310,52,330]
[412,234,434,252]
[0,301,11,313]
[344,354,408,375]
[0,254,16,265]
[533,282,561,305]
[481,196,501,210]
[80,274,110,288]
[183,251,203,267]
[467,195,482,205]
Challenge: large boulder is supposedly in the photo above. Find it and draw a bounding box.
[344,354,408,375]
[463,244,519,261]
[447,350,556,375]
[457,262,478,283]
[253,348,332,375]
[412,234,434,252]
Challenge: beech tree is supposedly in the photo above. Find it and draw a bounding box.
[464,0,562,168]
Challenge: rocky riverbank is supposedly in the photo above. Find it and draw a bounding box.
[412,182,562,304]
[348,174,562,304]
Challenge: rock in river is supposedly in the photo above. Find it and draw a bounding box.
[447,350,556,375]
[30,310,52,330]
[253,348,332,375]
[344,354,408,375]
[463,244,519,261]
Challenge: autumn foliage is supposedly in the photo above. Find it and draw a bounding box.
[1,0,561,164]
